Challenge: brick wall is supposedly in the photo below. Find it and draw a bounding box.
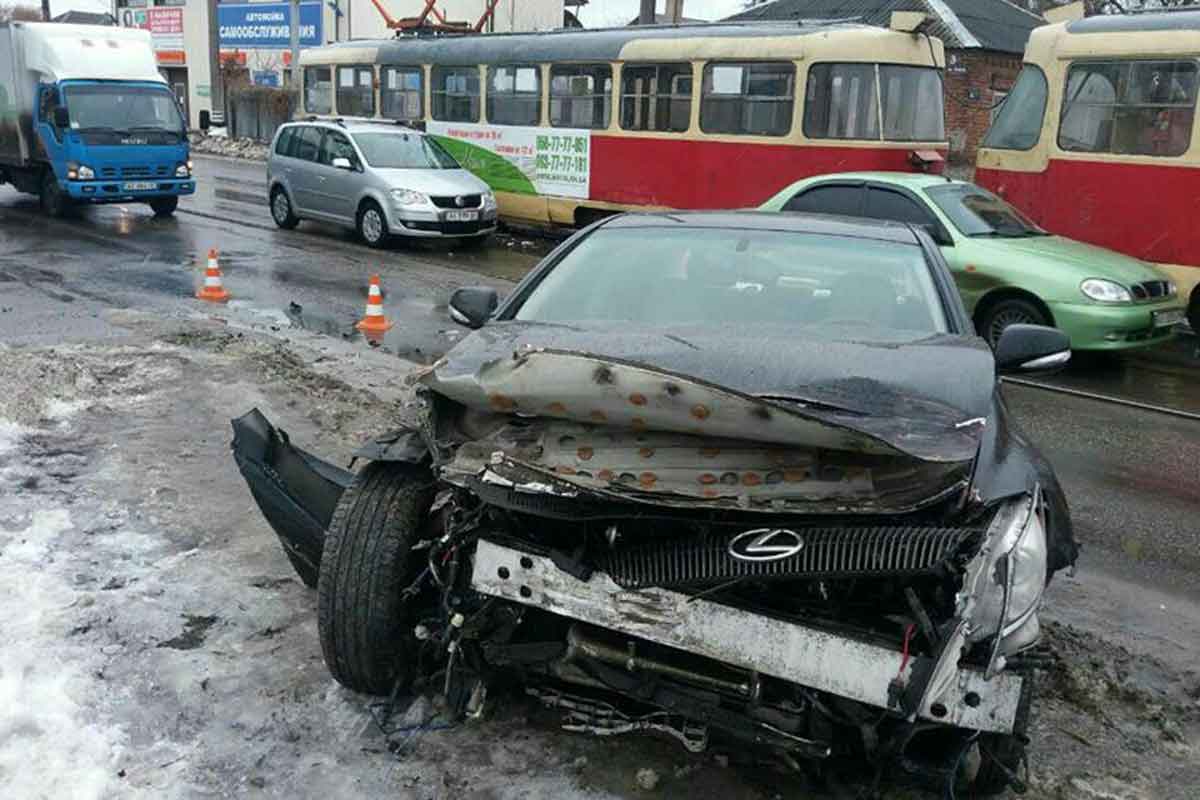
[943,49,1024,166]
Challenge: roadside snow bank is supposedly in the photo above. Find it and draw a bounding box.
[0,509,126,800]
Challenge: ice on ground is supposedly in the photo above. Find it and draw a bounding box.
[0,509,126,800]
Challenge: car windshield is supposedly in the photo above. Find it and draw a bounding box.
[64,85,184,135]
[925,184,1046,238]
[352,132,459,169]
[513,225,948,335]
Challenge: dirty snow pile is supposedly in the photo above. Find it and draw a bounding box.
[0,425,126,799]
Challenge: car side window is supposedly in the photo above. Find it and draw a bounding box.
[864,188,935,227]
[782,185,864,216]
[274,127,296,157]
[292,126,322,162]
[319,131,357,166]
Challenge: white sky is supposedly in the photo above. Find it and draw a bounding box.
[576,0,748,26]
[47,1,752,27]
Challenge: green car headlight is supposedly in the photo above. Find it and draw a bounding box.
[1080,278,1132,303]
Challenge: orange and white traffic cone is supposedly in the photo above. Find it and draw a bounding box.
[355,274,392,333]
[196,248,231,303]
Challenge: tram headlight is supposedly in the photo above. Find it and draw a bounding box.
[390,188,430,208]
[1080,278,1132,303]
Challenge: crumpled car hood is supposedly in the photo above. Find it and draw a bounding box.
[420,322,993,463]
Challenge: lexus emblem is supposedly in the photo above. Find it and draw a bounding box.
[455,195,466,207]
[728,528,805,562]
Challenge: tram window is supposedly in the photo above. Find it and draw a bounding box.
[621,63,692,133]
[304,67,332,115]
[983,66,1046,151]
[432,66,481,123]
[804,63,879,140]
[782,184,864,216]
[700,62,794,136]
[336,66,374,117]
[550,64,612,129]
[488,65,541,126]
[1059,60,1197,157]
[879,66,944,141]
[381,66,423,121]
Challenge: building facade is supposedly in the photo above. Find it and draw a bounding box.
[114,0,566,129]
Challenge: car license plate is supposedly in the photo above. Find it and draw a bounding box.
[445,210,477,222]
[123,181,156,191]
[1152,308,1185,328]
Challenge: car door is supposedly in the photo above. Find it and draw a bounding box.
[35,85,68,174]
[313,129,360,224]
[287,125,325,215]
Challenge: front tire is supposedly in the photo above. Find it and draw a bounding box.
[149,197,178,217]
[40,172,71,218]
[270,186,299,229]
[978,297,1050,349]
[357,201,389,249]
[317,462,433,695]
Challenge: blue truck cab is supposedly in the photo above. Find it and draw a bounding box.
[0,22,194,217]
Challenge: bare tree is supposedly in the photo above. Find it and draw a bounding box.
[0,3,45,22]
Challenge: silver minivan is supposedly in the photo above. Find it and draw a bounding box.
[267,120,497,247]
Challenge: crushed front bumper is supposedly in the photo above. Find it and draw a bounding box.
[471,539,1025,734]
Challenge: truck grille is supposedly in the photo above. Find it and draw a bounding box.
[1131,280,1171,301]
[430,194,481,209]
[119,165,171,179]
[600,527,975,589]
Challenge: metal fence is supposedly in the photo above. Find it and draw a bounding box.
[226,90,297,142]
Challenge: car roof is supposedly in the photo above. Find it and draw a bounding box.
[602,210,923,245]
[797,171,969,191]
[282,118,425,135]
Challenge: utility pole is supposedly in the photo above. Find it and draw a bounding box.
[208,0,224,126]
[289,0,300,89]
[638,0,655,25]
[41,0,50,22]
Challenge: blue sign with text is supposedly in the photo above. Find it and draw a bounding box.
[218,2,322,49]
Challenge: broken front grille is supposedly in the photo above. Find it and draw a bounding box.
[600,527,975,589]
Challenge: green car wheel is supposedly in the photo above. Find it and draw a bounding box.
[979,298,1049,348]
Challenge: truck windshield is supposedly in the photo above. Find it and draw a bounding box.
[352,132,459,169]
[64,85,185,140]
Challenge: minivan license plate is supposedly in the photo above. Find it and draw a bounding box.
[1152,309,1185,328]
[445,210,477,222]
[123,182,156,191]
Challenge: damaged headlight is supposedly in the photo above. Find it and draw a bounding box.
[966,491,1048,677]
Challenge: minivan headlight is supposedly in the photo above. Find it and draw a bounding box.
[1080,278,1132,303]
[482,189,497,210]
[391,188,429,208]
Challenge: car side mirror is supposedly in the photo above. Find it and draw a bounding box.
[53,107,69,128]
[448,286,499,329]
[994,324,1071,374]
[331,157,354,170]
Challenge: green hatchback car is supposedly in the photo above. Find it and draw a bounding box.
[760,172,1187,350]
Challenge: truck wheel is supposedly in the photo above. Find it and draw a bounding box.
[149,197,178,217]
[317,462,433,695]
[270,186,299,229]
[357,200,389,248]
[40,173,70,218]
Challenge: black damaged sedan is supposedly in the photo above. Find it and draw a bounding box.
[233,212,1079,795]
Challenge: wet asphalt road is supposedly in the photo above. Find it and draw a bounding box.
[1,152,1198,588]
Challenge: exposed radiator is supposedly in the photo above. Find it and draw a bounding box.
[600,527,975,589]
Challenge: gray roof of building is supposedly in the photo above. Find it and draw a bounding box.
[725,0,1045,54]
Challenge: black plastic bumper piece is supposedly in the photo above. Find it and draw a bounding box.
[231,408,354,587]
